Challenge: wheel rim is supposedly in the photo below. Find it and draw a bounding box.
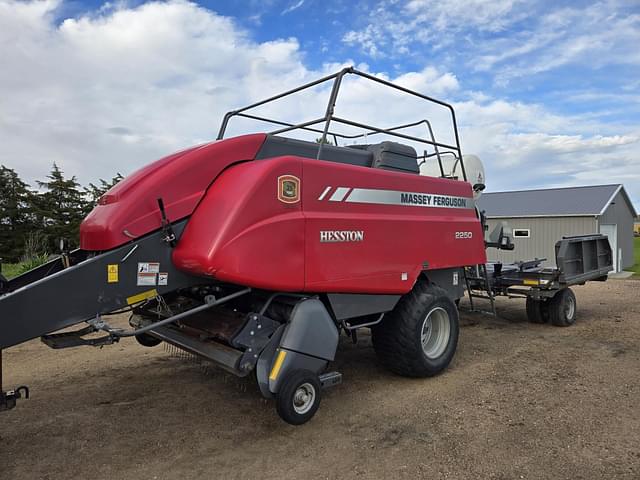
[421,307,451,359]
[565,295,575,320]
[292,382,316,415]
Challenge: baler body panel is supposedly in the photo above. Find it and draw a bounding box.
[172,157,306,291]
[80,133,267,251]
[173,152,486,293]
[302,159,486,293]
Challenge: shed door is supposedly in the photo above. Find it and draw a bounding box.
[599,224,618,272]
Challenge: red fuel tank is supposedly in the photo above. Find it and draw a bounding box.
[80,134,267,251]
[173,155,487,293]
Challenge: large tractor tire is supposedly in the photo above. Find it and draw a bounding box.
[525,297,550,324]
[372,281,459,377]
[548,288,577,327]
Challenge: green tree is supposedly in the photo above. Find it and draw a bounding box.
[33,163,87,251]
[84,173,124,211]
[315,137,334,145]
[0,165,35,262]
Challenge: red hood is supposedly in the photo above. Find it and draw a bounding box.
[80,133,267,251]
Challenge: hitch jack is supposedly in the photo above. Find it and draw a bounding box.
[0,349,29,412]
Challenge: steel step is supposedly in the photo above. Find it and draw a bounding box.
[319,371,342,389]
[41,325,115,349]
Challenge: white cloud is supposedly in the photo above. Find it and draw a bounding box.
[0,0,311,184]
[405,0,523,32]
[282,0,305,15]
[0,0,638,207]
[343,0,527,60]
[343,26,383,58]
[484,3,640,84]
[342,0,640,86]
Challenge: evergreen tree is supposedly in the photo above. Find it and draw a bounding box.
[33,163,87,251]
[84,173,124,211]
[315,137,334,145]
[0,166,35,262]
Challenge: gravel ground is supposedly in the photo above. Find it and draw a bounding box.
[1,279,639,480]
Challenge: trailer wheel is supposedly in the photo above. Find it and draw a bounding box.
[525,297,549,324]
[134,333,162,347]
[371,282,459,377]
[276,370,321,425]
[548,288,577,327]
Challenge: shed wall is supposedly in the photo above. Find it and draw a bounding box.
[599,190,635,269]
[485,216,598,267]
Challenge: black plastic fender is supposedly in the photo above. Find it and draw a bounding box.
[280,298,339,361]
[257,298,338,396]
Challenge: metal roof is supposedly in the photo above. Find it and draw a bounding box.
[477,184,636,218]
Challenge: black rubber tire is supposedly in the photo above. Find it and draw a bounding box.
[135,332,162,347]
[371,281,459,377]
[548,288,577,327]
[525,297,550,324]
[276,369,322,425]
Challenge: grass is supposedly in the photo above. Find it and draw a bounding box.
[632,236,640,277]
[1,263,24,279]
[2,254,50,279]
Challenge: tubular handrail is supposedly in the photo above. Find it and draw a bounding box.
[216,67,467,181]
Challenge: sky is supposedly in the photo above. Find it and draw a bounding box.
[0,0,638,208]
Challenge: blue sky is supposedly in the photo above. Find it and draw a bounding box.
[0,0,638,208]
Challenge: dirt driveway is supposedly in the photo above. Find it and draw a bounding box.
[2,279,639,480]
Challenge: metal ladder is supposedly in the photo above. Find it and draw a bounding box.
[463,264,496,316]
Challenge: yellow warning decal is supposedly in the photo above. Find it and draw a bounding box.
[107,264,119,283]
[523,279,539,286]
[269,349,288,381]
[126,289,158,305]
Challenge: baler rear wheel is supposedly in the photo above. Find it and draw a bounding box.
[276,369,321,425]
[525,297,549,324]
[371,281,459,377]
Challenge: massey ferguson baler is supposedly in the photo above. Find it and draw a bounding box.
[0,68,612,424]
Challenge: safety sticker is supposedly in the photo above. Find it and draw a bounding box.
[158,272,168,286]
[137,272,157,286]
[107,264,119,283]
[138,262,160,274]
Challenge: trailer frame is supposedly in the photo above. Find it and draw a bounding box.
[464,233,613,321]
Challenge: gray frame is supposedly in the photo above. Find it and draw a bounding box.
[216,67,467,181]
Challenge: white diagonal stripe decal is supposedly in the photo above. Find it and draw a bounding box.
[329,187,351,202]
[318,186,332,201]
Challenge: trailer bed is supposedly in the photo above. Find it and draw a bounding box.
[464,233,613,323]
[486,234,612,296]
